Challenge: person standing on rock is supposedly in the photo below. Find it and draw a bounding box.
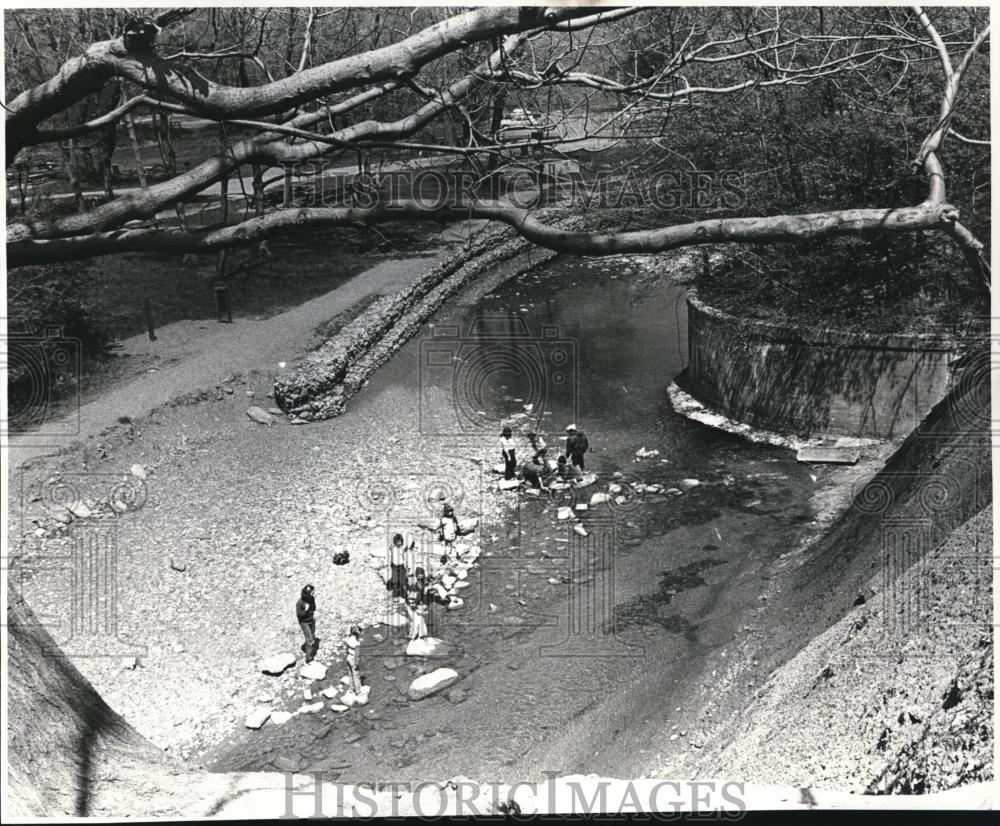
[387,533,408,600]
[500,426,517,480]
[565,424,589,471]
[296,584,319,663]
[345,624,363,694]
[405,567,430,640]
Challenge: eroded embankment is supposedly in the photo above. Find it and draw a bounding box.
[683,379,993,791]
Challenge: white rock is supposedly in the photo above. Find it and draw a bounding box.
[340,691,358,707]
[446,598,464,611]
[573,524,589,537]
[590,493,610,506]
[299,661,327,681]
[259,652,296,675]
[557,506,573,520]
[498,479,520,491]
[129,464,148,480]
[406,637,450,657]
[321,686,340,699]
[608,484,623,494]
[548,578,561,585]
[303,689,313,700]
[67,501,93,519]
[452,580,470,590]
[244,708,271,729]
[329,704,350,713]
[407,668,460,701]
[297,701,324,715]
[679,478,701,491]
[457,517,479,534]
[270,711,293,726]
[246,406,277,425]
[574,504,588,511]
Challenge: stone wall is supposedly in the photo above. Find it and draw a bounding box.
[684,292,957,439]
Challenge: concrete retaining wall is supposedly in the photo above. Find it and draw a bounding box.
[684,292,956,439]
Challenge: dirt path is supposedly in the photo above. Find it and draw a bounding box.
[8,252,448,470]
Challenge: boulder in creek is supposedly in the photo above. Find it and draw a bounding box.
[300,661,328,681]
[244,708,272,729]
[297,701,324,715]
[270,711,293,726]
[407,668,459,701]
[67,501,93,519]
[259,652,296,675]
[405,637,451,657]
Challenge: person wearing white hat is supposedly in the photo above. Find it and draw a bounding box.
[565,424,589,470]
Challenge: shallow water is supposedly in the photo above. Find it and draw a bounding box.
[210,253,817,780]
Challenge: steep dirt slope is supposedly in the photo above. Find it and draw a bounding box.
[684,378,992,792]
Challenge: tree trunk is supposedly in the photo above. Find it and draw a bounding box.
[125,109,146,189]
[215,127,230,282]
[64,139,86,213]
[154,112,176,173]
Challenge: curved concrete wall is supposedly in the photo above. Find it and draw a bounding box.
[684,292,956,439]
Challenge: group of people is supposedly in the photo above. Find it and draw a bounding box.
[290,423,590,683]
[500,423,590,491]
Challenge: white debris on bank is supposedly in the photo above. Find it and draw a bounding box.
[667,380,882,459]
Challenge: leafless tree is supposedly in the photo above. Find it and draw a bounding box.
[3,5,990,290]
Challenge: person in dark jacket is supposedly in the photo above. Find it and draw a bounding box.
[565,424,589,470]
[500,426,517,480]
[296,584,318,662]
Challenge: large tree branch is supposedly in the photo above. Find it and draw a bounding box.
[6,200,960,268]
[5,6,598,160]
